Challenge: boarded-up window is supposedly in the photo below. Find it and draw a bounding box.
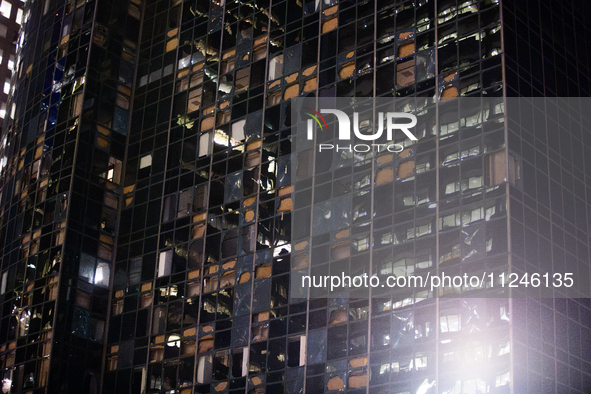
[485,151,506,187]
[485,151,520,187]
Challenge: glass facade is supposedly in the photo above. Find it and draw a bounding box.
[0,0,22,131]
[0,0,138,390]
[503,2,591,392]
[0,0,588,393]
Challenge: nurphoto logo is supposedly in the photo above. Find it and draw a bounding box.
[304,108,418,153]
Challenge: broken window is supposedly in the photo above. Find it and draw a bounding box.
[440,314,461,333]
[0,271,6,294]
[213,350,230,380]
[444,180,460,195]
[485,151,519,187]
[485,151,505,187]
[231,120,245,142]
[196,354,212,383]
[158,250,172,277]
[198,335,214,353]
[267,90,281,106]
[128,4,140,19]
[0,1,11,19]
[177,77,189,92]
[221,59,234,75]
[253,46,266,62]
[188,237,204,267]
[116,92,130,110]
[40,153,51,177]
[235,68,249,91]
[461,175,483,191]
[398,39,415,59]
[18,309,30,337]
[75,290,92,309]
[192,185,206,212]
[125,257,142,285]
[101,157,122,184]
[199,133,210,157]
[249,342,267,373]
[112,298,123,315]
[462,206,484,225]
[95,261,110,286]
[203,275,218,293]
[287,335,306,367]
[268,55,283,80]
[440,212,461,230]
[151,305,166,335]
[70,94,83,118]
[201,116,215,132]
[396,60,415,87]
[224,172,243,203]
[439,233,460,264]
[103,192,118,210]
[220,270,235,288]
[252,323,269,341]
[187,87,202,113]
[78,253,110,286]
[232,348,248,377]
[139,154,152,169]
[177,190,192,217]
[162,195,177,222]
[397,160,415,179]
[186,280,200,297]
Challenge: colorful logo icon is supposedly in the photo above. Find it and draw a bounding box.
[302,107,328,132]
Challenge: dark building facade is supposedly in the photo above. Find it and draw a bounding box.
[0,0,139,390]
[0,0,22,132]
[0,0,589,393]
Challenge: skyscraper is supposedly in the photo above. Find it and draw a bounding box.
[0,0,22,131]
[0,0,589,393]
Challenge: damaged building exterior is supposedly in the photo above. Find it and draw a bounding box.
[0,0,589,393]
[0,0,22,133]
